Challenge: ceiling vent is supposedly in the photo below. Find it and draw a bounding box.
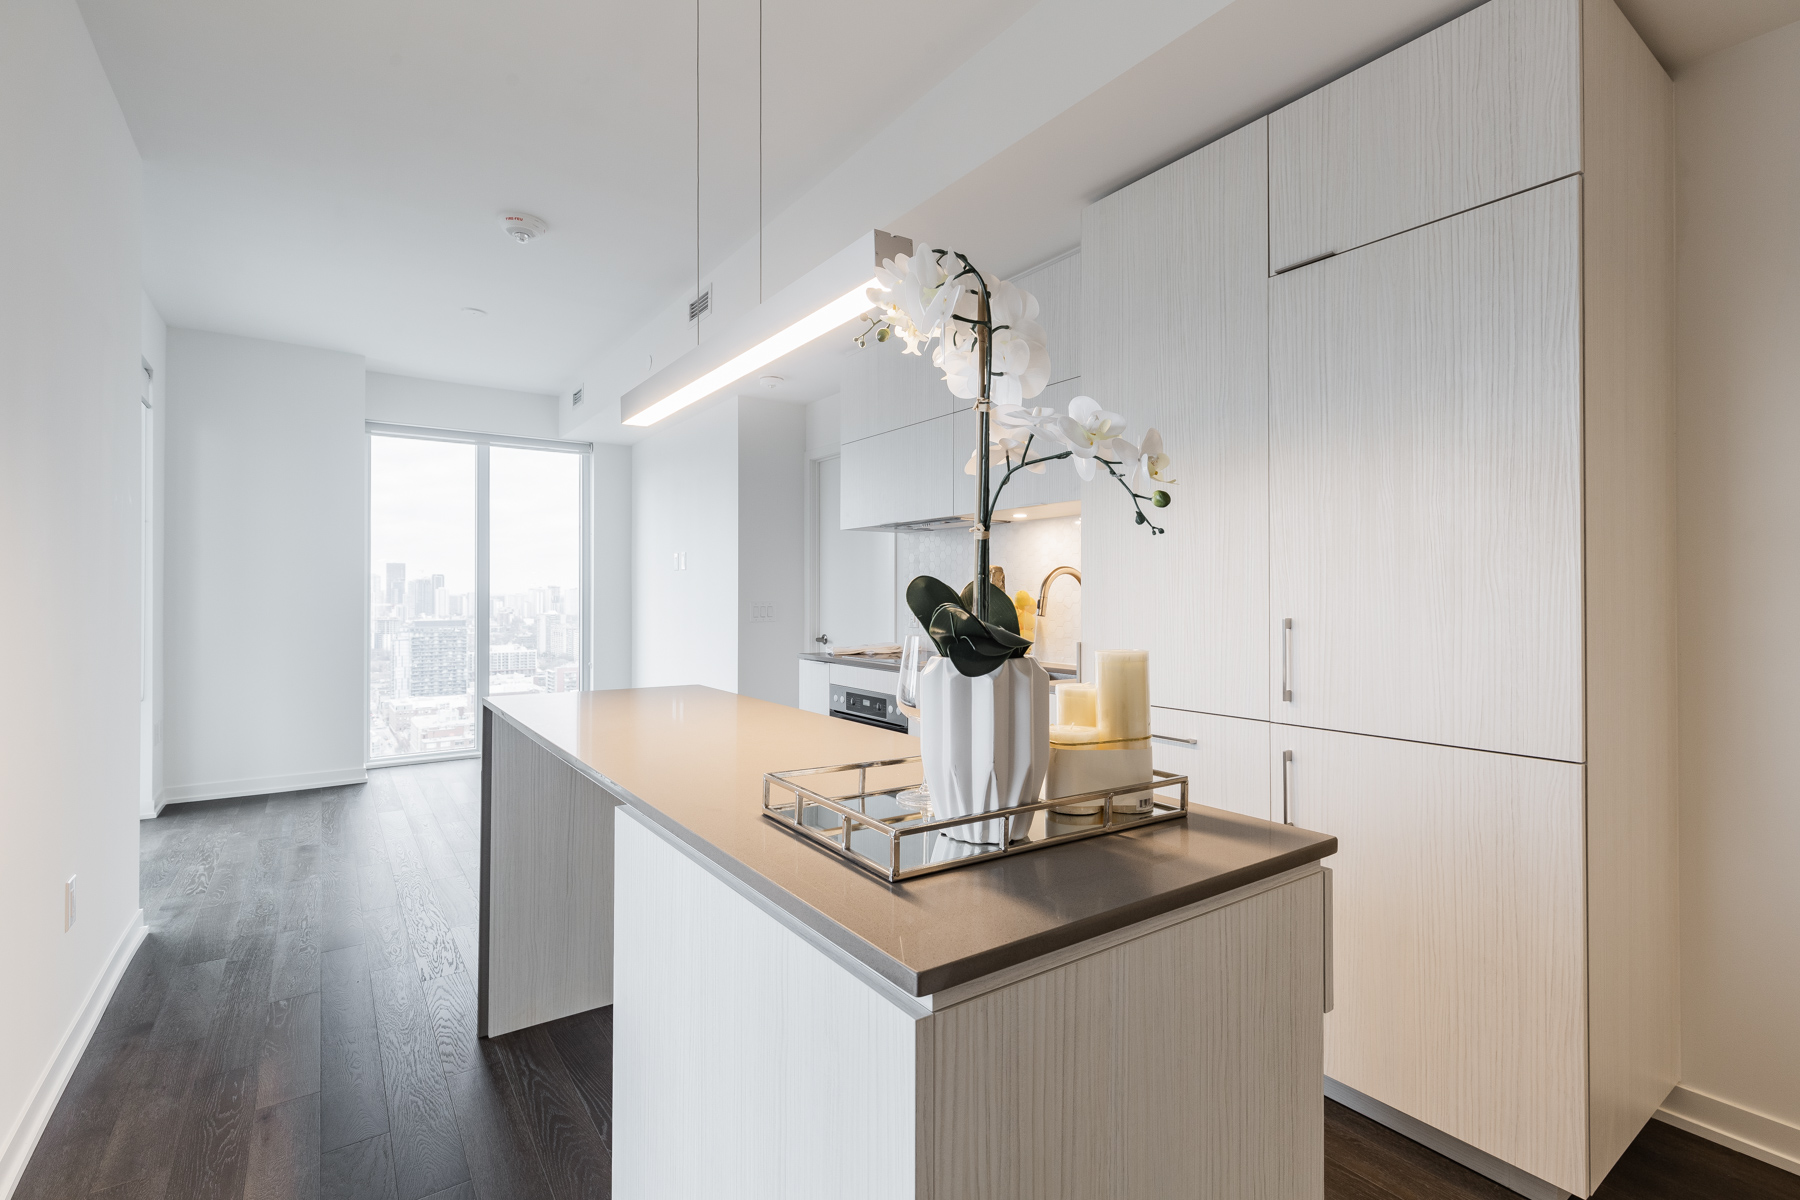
[688,286,711,323]
[572,387,585,407]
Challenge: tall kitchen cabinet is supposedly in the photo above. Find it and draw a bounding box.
[1083,0,1676,1194]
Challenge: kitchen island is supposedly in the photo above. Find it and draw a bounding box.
[481,686,1337,1199]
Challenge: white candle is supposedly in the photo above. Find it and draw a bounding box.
[1055,681,1097,728]
[1096,649,1150,741]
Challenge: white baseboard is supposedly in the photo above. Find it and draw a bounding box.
[0,910,148,1200]
[1324,1077,1572,1200]
[1656,1085,1800,1178]
[158,765,368,806]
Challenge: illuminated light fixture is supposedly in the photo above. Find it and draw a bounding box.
[1012,511,1029,520]
[622,230,911,427]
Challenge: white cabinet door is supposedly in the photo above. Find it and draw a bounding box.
[1013,251,1081,386]
[1080,119,1270,719]
[842,339,960,445]
[1268,0,1579,273]
[797,660,830,714]
[839,414,957,530]
[1269,178,1584,762]
[951,379,1082,518]
[1150,708,1270,821]
[1270,725,1587,1195]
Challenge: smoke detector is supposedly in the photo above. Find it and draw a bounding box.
[499,212,548,244]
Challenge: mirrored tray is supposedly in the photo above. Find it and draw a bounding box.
[762,756,1189,883]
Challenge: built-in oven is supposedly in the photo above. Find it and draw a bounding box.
[829,684,910,734]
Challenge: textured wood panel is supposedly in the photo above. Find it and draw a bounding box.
[1081,118,1270,717]
[921,873,1325,1200]
[842,327,963,445]
[481,715,617,1037]
[1013,249,1082,385]
[612,807,918,1200]
[1272,726,1587,1194]
[1269,179,1585,761]
[840,412,957,530]
[1150,707,1272,821]
[1580,0,1679,1186]
[1268,0,1581,271]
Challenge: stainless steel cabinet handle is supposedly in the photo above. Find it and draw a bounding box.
[1281,749,1294,825]
[1152,734,1198,745]
[1281,618,1293,702]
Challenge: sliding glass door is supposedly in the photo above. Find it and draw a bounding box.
[367,426,589,764]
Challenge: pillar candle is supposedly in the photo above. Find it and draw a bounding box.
[1055,681,1097,727]
[1096,649,1150,741]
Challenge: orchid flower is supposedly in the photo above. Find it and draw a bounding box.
[1130,427,1177,489]
[866,245,960,354]
[986,279,1050,401]
[1046,395,1130,480]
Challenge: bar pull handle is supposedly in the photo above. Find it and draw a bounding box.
[1281,618,1294,702]
[1281,749,1294,825]
[1152,734,1198,746]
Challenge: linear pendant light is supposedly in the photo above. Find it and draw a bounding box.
[621,229,913,427]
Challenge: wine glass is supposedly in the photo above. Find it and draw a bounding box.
[895,635,932,813]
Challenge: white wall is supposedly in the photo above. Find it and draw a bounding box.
[163,329,368,802]
[366,371,559,441]
[0,0,146,1190]
[633,401,739,692]
[1669,18,1800,1167]
[590,442,633,689]
[737,399,807,706]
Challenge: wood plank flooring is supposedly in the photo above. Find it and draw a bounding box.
[19,760,1799,1200]
[16,762,610,1200]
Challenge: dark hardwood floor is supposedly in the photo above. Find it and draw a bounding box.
[18,761,1798,1200]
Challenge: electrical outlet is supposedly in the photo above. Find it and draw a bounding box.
[749,602,776,623]
[65,876,76,931]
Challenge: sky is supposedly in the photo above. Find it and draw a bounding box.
[369,435,580,599]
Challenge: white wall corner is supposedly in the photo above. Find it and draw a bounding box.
[1656,1086,1800,1179]
[0,910,148,1200]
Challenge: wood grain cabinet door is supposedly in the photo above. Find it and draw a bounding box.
[1269,177,1584,762]
[840,414,956,530]
[1267,0,1580,272]
[1080,118,1270,718]
[1273,724,1588,1196]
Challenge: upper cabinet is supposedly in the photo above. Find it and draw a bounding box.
[1080,120,1270,719]
[838,250,1085,529]
[1268,0,1580,273]
[1269,179,1585,763]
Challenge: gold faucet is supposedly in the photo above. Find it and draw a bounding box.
[1035,566,1082,679]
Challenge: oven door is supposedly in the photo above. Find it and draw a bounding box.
[829,685,910,734]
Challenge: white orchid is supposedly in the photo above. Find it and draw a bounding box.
[1047,395,1131,481]
[986,279,1049,402]
[1131,427,1176,489]
[866,245,960,355]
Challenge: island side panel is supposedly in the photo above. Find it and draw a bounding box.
[613,808,919,1200]
[480,710,617,1037]
[919,870,1327,1200]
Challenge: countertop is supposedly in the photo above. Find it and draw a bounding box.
[485,687,1336,996]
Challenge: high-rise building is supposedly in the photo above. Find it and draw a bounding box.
[407,577,436,619]
[386,562,406,606]
[407,618,470,697]
[489,643,537,674]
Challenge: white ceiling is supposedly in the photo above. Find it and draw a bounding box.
[77,0,1037,393]
[79,0,1798,399]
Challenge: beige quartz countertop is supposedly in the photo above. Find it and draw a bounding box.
[485,686,1336,996]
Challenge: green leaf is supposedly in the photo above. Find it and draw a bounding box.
[909,575,1032,675]
[906,576,961,636]
[957,580,1019,636]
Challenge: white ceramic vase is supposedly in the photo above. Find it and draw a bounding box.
[918,656,1050,844]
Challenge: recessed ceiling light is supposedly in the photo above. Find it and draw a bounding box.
[461,307,487,318]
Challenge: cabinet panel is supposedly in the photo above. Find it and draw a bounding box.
[1269,178,1583,761]
[1014,251,1082,385]
[1081,118,1270,719]
[1268,0,1580,272]
[842,336,961,445]
[951,379,1083,518]
[1271,725,1587,1194]
[1150,708,1270,822]
[797,660,830,714]
[839,414,956,530]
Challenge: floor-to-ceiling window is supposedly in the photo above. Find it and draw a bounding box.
[367,425,590,764]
